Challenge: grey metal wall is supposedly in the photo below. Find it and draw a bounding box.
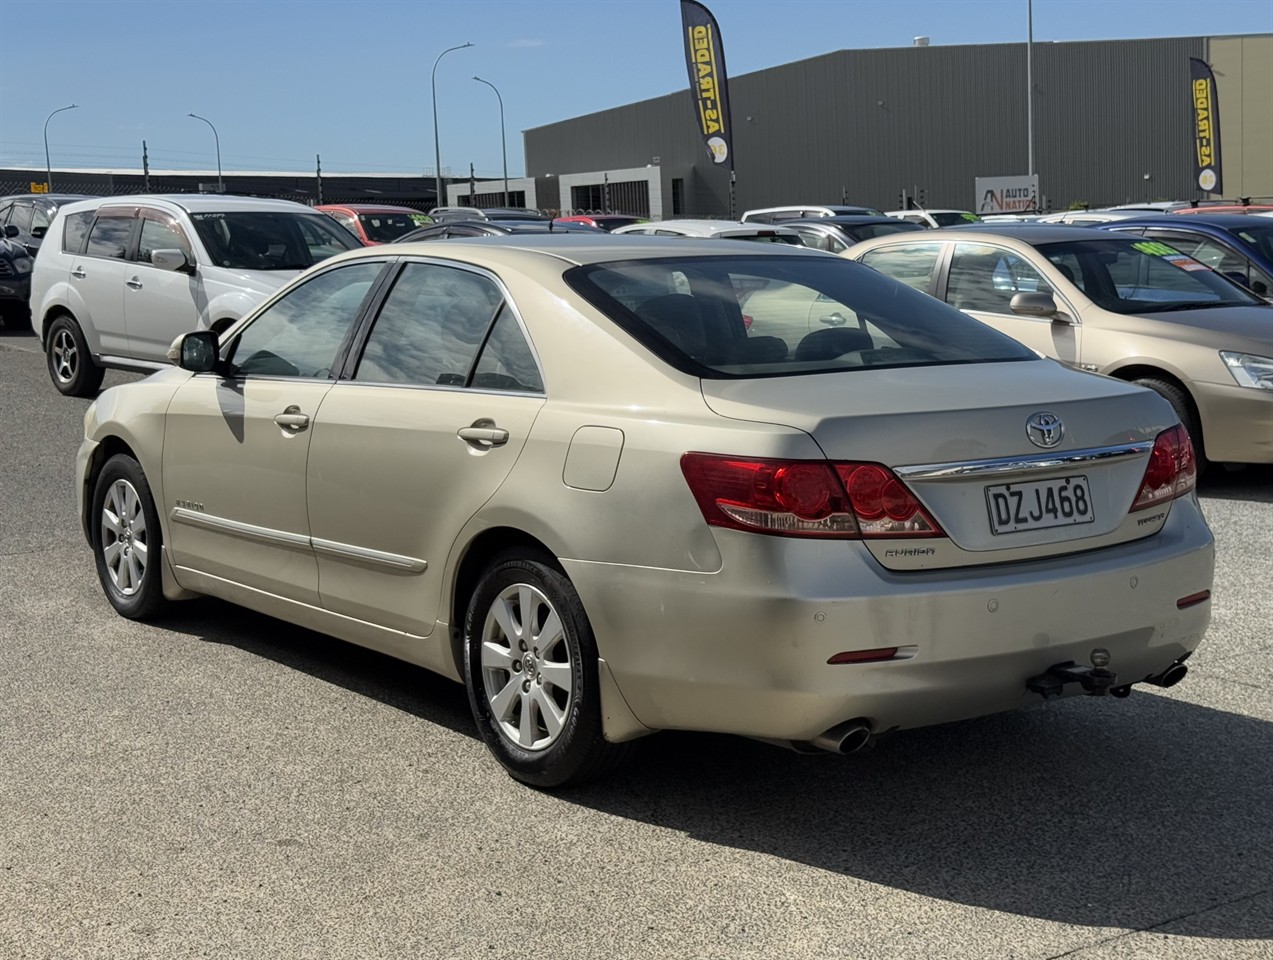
[525,35,1222,216]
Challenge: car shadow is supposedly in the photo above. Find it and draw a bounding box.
[155,597,1272,942]
[1198,464,1273,504]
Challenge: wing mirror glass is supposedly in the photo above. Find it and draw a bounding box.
[1010,292,1058,319]
[168,330,220,372]
[2,225,17,239]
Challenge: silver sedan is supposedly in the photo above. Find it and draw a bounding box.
[76,235,1215,788]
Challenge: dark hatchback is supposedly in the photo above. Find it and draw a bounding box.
[0,193,95,255]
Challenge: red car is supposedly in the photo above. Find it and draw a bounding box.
[316,204,432,245]
[554,214,649,232]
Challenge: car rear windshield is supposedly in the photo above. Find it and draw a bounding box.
[565,254,1037,378]
[930,211,981,227]
[190,211,361,270]
[1036,238,1263,313]
[357,212,429,243]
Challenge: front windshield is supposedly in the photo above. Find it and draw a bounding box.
[1036,238,1261,313]
[565,254,1036,378]
[190,211,361,270]
[358,212,430,243]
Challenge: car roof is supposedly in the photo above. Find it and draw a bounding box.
[623,219,800,235]
[58,193,319,216]
[1,193,95,203]
[867,223,1128,245]
[316,203,423,214]
[355,232,823,267]
[791,215,915,226]
[1112,213,1273,229]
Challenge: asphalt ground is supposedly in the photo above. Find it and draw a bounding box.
[1,325,1270,960]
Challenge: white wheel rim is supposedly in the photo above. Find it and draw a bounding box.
[100,479,148,596]
[480,583,573,752]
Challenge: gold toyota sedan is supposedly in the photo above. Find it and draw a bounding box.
[77,235,1214,788]
[846,224,1273,469]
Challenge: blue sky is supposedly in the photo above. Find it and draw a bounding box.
[0,0,1268,179]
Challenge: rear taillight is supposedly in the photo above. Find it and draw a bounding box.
[1130,424,1196,512]
[680,453,943,539]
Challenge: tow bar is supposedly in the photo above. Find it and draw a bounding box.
[1027,648,1118,699]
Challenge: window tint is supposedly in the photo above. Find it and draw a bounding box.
[190,211,360,270]
[138,217,192,264]
[355,262,502,386]
[857,242,944,292]
[566,254,1035,378]
[947,243,1052,313]
[84,215,134,259]
[9,203,33,232]
[62,212,95,254]
[472,310,543,393]
[228,262,383,378]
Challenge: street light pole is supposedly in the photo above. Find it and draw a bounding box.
[187,113,223,193]
[432,42,474,209]
[43,104,79,193]
[473,76,508,207]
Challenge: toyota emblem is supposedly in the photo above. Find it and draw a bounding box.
[1026,412,1065,448]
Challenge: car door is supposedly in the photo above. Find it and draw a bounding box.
[942,241,1080,366]
[161,260,388,605]
[71,207,138,357]
[305,259,545,637]
[123,208,202,362]
[855,241,946,295]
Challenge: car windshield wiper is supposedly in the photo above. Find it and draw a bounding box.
[1136,300,1235,312]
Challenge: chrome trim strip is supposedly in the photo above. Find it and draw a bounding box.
[170,508,311,550]
[311,538,427,574]
[169,509,428,573]
[895,441,1153,481]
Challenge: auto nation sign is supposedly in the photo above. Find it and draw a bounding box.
[975,175,1040,214]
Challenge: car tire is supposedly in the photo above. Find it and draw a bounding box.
[91,454,170,620]
[46,315,104,397]
[464,551,628,789]
[1135,377,1209,475]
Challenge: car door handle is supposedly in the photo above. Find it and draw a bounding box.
[457,422,509,445]
[72,267,86,279]
[126,277,143,289]
[274,407,310,431]
[819,312,848,326]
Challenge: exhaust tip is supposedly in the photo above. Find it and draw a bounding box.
[810,719,872,755]
[1147,663,1188,688]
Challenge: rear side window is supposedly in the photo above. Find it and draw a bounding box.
[61,212,95,254]
[84,215,134,260]
[858,242,944,292]
[566,254,1035,378]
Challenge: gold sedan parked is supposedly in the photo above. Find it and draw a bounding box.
[77,236,1214,788]
[847,225,1273,468]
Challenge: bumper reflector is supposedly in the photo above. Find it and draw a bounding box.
[1176,590,1211,610]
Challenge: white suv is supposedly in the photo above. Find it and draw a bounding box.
[30,194,360,395]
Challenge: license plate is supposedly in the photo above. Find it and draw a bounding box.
[985,475,1095,534]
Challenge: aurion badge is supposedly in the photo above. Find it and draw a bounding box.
[1026,411,1064,448]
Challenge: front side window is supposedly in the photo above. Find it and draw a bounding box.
[946,243,1053,313]
[84,215,134,260]
[354,262,507,387]
[8,203,34,232]
[227,261,384,378]
[190,211,360,270]
[138,216,193,264]
[566,254,1035,378]
[858,242,944,292]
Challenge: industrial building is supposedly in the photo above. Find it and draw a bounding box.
[519,32,1272,218]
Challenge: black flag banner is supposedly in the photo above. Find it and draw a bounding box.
[680,0,734,169]
[1189,57,1222,195]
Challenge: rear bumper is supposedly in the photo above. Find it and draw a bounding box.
[1195,379,1273,464]
[566,495,1214,743]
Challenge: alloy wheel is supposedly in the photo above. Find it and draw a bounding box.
[100,479,148,596]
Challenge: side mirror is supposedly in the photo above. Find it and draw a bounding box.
[151,248,193,274]
[2,225,17,239]
[1252,280,1269,297]
[30,226,47,239]
[168,330,220,372]
[1222,270,1248,288]
[1010,292,1058,319]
